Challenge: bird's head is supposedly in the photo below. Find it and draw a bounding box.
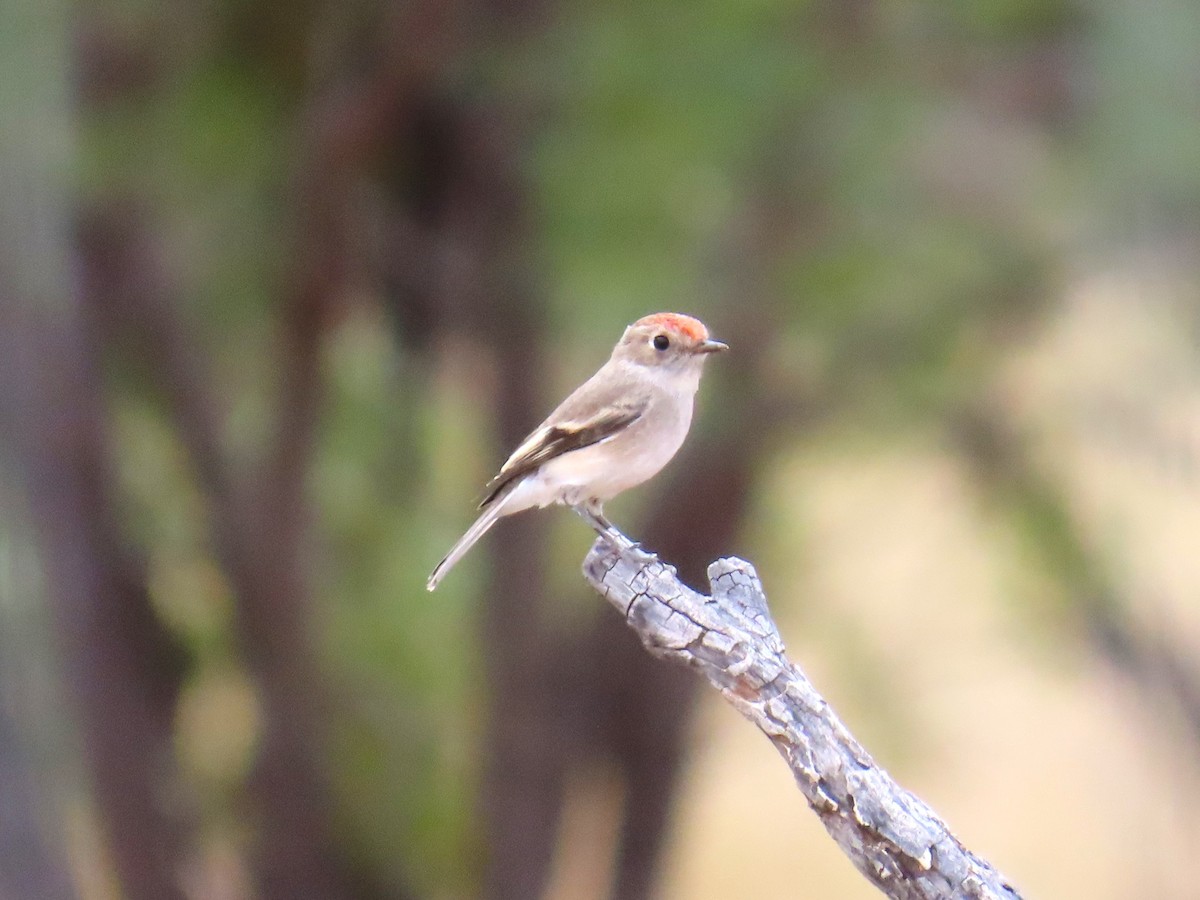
[614,313,728,374]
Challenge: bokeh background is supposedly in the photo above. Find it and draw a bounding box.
[3,0,1200,898]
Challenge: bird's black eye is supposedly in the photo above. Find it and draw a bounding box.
[653,334,670,351]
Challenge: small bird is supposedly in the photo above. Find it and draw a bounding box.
[427,312,727,590]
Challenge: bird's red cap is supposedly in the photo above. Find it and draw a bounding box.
[634,313,709,343]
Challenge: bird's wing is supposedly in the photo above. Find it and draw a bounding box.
[479,374,647,507]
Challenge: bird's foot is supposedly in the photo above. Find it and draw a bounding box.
[571,503,653,557]
[604,529,641,551]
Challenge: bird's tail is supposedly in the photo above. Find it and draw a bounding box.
[426,488,515,591]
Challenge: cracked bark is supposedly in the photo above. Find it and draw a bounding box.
[582,539,1021,900]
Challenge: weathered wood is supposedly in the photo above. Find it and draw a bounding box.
[582,539,1022,900]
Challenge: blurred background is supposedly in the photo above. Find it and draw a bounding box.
[2,0,1200,898]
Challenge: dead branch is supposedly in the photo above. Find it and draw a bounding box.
[582,539,1021,900]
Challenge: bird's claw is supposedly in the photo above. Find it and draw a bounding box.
[603,530,639,551]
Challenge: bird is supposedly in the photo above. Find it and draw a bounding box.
[427,312,727,591]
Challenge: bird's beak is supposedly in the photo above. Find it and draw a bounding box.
[697,338,729,354]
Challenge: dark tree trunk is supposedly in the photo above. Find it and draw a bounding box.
[2,263,193,900]
[0,690,77,900]
[0,7,195,894]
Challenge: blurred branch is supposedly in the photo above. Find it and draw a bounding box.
[77,205,231,502]
[582,539,1022,900]
[951,405,1200,755]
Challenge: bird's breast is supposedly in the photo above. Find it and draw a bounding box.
[533,392,695,504]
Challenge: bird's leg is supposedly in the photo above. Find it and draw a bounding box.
[572,500,638,549]
[572,501,619,541]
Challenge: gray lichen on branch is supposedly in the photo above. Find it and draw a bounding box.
[582,538,1022,900]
